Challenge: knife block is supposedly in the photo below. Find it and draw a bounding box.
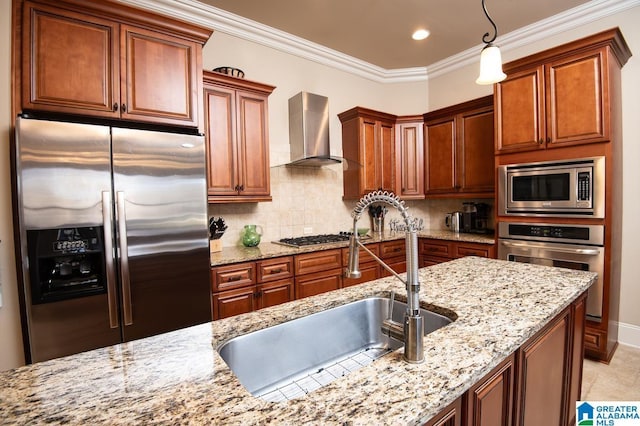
[209,239,222,253]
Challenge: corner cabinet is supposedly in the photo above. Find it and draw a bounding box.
[495,28,632,154]
[395,116,425,199]
[339,107,397,200]
[424,96,494,198]
[19,0,210,127]
[203,71,275,203]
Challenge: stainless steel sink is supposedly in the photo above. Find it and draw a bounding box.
[217,296,454,402]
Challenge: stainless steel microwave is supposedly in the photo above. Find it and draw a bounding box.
[498,156,605,217]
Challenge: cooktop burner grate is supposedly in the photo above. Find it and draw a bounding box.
[274,233,350,247]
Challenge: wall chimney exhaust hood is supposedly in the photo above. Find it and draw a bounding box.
[287,92,342,167]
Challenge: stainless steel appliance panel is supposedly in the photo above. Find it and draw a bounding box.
[111,128,211,341]
[498,156,605,218]
[498,222,604,320]
[16,118,111,229]
[15,118,120,362]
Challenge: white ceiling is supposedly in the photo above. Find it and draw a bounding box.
[195,0,590,69]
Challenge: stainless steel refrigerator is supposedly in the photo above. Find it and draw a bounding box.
[13,116,211,363]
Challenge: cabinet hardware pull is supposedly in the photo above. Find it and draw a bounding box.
[227,275,241,282]
[271,268,282,274]
[547,137,551,143]
[121,104,127,113]
[538,139,543,144]
[113,103,119,112]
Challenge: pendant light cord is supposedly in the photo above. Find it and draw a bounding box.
[481,0,498,44]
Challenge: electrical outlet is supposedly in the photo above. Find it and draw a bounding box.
[303,227,313,235]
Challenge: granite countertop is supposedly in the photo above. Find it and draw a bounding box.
[211,229,495,266]
[0,257,595,425]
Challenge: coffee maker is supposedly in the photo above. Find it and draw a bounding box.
[461,202,491,234]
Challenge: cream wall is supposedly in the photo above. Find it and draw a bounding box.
[428,7,640,340]
[0,0,25,370]
[203,32,443,245]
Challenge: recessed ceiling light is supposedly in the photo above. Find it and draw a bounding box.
[412,29,430,41]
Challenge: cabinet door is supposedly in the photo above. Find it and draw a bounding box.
[466,354,514,426]
[378,120,396,192]
[425,117,456,194]
[546,50,608,146]
[204,85,238,196]
[295,269,342,299]
[426,397,462,426]
[495,66,545,153]
[236,90,271,196]
[212,286,256,320]
[514,309,570,426]
[397,121,424,199]
[457,107,494,194]
[361,117,380,194]
[22,2,120,117]
[120,24,199,126]
[258,278,294,309]
[454,243,495,259]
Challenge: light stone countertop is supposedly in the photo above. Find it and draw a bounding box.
[0,257,595,425]
[211,229,495,266]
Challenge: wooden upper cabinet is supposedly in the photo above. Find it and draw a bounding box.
[396,117,425,199]
[203,71,275,203]
[339,107,397,200]
[120,25,199,125]
[495,28,632,154]
[424,96,494,198]
[20,0,211,127]
[22,2,120,118]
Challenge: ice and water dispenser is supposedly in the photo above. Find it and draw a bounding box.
[27,227,107,304]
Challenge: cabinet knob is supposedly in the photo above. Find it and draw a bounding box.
[546,137,551,143]
[538,139,544,144]
[121,104,127,113]
[113,103,119,112]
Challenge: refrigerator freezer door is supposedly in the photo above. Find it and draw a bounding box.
[111,128,211,341]
[15,118,121,362]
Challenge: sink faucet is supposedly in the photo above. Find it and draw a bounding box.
[345,190,424,363]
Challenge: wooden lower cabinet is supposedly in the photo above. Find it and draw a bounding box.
[465,354,514,426]
[420,238,495,267]
[211,257,294,319]
[295,269,342,299]
[427,291,586,426]
[426,398,462,426]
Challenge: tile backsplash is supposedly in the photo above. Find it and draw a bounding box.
[208,165,494,247]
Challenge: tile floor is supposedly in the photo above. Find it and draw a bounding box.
[582,344,640,401]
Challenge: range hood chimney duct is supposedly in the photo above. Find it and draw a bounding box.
[287,92,341,166]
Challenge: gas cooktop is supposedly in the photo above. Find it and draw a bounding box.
[274,233,351,248]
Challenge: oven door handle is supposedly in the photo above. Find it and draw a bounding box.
[500,240,601,256]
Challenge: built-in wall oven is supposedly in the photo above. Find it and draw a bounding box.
[498,222,604,322]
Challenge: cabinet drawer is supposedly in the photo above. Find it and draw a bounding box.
[454,243,495,259]
[380,240,405,259]
[257,256,294,283]
[420,239,452,258]
[294,249,342,275]
[341,243,380,265]
[211,262,255,292]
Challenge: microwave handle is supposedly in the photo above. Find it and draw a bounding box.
[500,240,601,256]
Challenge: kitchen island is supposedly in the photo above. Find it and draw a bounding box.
[0,257,595,425]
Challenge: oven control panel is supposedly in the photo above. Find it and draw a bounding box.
[498,222,604,246]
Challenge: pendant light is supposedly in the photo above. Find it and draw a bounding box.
[476,0,506,85]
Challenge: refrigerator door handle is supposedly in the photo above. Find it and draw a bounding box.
[116,191,134,326]
[102,191,119,329]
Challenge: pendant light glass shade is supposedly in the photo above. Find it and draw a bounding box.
[476,43,506,85]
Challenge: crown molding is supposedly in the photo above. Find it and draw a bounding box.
[427,0,640,79]
[118,0,639,83]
